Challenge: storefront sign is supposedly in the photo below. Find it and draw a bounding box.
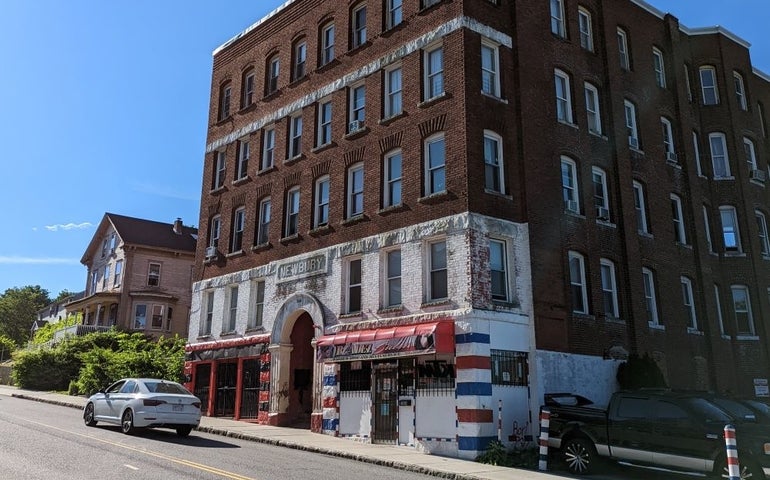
[754,378,769,397]
[417,360,455,379]
[317,332,438,361]
[277,254,327,282]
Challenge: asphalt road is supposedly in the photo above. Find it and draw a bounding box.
[0,395,433,480]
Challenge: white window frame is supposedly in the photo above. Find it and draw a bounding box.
[346,258,362,313]
[624,100,639,148]
[731,285,755,336]
[700,66,719,105]
[236,140,250,180]
[759,103,768,138]
[642,268,659,326]
[756,210,770,256]
[734,71,747,110]
[285,188,300,237]
[743,137,758,170]
[568,251,588,314]
[134,304,147,330]
[226,285,238,333]
[349,83,366,130]
[709,132,731,178]
[425,133,446,196]
[617,28,630,70]
[684,64,693,102]
[267,55,280,94]
[633,181,649,234]
[481,42,500,98]
[600,258,619,318]
[720,205,741,253]
[681,276,698,330]
[484,130,504,194]
[661,117,675,158]
[321,23,335,66]
[555,69,573,124]
[213,150,226,190]
[578,7,593,51]
[715,285,726,336]
[427,240,448,301]
[317,100,332,147]
[550,0,566,38]
[251,280,265,329]
[693,131,703,176]
[383,150,402,208]
[242,69,255,108]
[314,176,330,228]
[102,264,110,290]
[671,194,687,245]
[561,156,579,214]
[703,206,714,253]
[201,291,214,336]
[385,249,402,307]
[424,45,444,101]
[219,84,231,120]
[489,239,509,302]
[584,82,602,134]
[386,0,402,30]
[147,262,161,287]
[261,127,275,171]
[592,167,609,220]
[352,4,367,48]
[652,47,666,88]
[231,207,245,252]
[347,163,364,218]
[288,115,303,159]
[257,198,271,245]
[293,40,307,81]
[209,215,221,248]
[114,259,123,287]
[385,66,403,118]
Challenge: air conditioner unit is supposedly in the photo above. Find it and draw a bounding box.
[750,169,767,182]
[666,151,678,163]
[628,136,639,149]
[348,120,363,132]
[565,200,579,213]
[205,246,218,259]
[596,206,610,221]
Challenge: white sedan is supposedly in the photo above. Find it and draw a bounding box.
[83,378,201,437]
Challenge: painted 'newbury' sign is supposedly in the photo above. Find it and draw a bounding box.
[277,253,327,282]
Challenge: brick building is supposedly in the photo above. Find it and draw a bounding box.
[185,0,770,458]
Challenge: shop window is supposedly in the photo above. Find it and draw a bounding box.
[340,361,371,391]
[491,350,528,386]
[416,359,455,393]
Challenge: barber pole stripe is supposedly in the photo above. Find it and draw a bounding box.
[724,424,741,480]
[538,408,550,472]
[497,400,502,442]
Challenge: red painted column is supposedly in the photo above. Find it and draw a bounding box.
[234,358,244,420]
[208,361,217,417]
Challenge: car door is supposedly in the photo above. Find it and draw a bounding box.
[606,395,654,464]
[650,398,722,473]
[112,380,138,419]
[95,380,125,421]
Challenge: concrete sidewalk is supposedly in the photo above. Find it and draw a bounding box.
[0,384,570,480]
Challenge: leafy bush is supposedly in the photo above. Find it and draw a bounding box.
[477,442,540,469]
[31,314,80,344]
[616,353,667,389]
[0,335,15,362]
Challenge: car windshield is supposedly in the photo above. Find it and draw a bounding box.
[684,398,732,422]
[745,400,770,416]
[143,381,190,395]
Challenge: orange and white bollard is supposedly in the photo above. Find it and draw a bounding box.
[724,424,741,480]
[538,408,550,471]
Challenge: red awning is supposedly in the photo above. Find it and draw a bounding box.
[316,321,454,362]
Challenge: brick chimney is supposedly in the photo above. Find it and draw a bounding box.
[173,218,183,235]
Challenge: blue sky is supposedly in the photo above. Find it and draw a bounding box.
[0,0,768,299]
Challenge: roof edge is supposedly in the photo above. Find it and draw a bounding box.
[629,0,665,20]
[679,25,751,49]
[213,0,299,56]
[753,67,770,83]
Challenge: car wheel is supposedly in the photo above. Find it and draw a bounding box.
[176,426,193,437]
[121,409,136,435]
[563,438,597,475]
[83,403,97,427]
[718,457,765,479]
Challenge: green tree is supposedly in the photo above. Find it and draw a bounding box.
[53,290,76,303]
[31,313,81,344]
[0,334,15,362]
[0,286,50,346]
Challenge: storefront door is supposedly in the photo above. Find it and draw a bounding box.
[373,363,398,444]
[239,359,260,419]
[193,363,211,415]
[215,362,237,417]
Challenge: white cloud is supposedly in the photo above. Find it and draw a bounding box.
[0,256,80,265]
[44,222,94,232]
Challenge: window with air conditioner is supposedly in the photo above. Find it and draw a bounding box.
[561,156,579,214]
[592,167,609,221]
[349,83,365,132]
[568,251,588,314]
[661,117,676,163]
[624,100,639,149]
[584,82,602,135]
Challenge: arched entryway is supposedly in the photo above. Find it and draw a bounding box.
[288,312,314,427]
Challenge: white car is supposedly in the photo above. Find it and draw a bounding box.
[83,378,201,437]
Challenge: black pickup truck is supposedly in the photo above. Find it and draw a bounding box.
[544,390,770,479]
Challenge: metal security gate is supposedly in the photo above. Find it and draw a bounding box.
[239,359,260,419]
[215,362,237,417]
[373,363,398,444]
[193,363,211,415]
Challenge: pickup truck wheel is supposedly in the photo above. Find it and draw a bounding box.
[563,438,596,475]
[717,457,764,479]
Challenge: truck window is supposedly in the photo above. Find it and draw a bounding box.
[655,400,688,420]
[685,398,732,422]
[616,397,650,418]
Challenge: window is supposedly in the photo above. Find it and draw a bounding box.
[226,286,238,332]
[734,72,747,110]
[481,42,500,97]
[242,68,255,108]
[700,66,719,105]
[101,239,109,257]
[424,46,444,100]
[671,194,687,244]
[743,137,758,170]
[617,28,630,70]
[231,207,245,252]
[386,0,402,29]
[218,83,231,121]
[425,134,446,195]
[584,82,602,134]
[288,115,302,158]
[261,128,275,171]
[561,156,579,214]
[251,281,265,329]
[134,305,147,330]
[151,305,164,330]
[347,163,364,218]
[428,241,448,301]
[267,55,280,95]
[109,233,116,252]
[421,0,441,9]
[554,69,573,124]
[385,66,402,118]
[484,131,504,193]
[102,264,110,289]
[347,258,362,313]
[720,206,741,252]
[624,100,639,149]
[90,271,97,295]
[202,292,214,336]
[550,0,566,38]
[681,277,698,330]
[314,176,330,228]
[661,117,675,161]
[383,150,402,208]
[491,350,528,386]
[114,260,123,287]
[578,8,593,51]
[592,167,609,220]
[652,48,666,88]
[351,4,367,48]
[208,215,220,249]
[293,40,306,81]
[684,64,693,102]
[757,211,770,256]
[600,259,619,318]
[349,84,366,131]
[709,133,730,178]
[732,285,755,336]
[568,251,588,314]
[489,240,508,301]
[257,198,271,245]
[236,140,250,179]
[147,263,161,287]
[703,206,714,253]
[385,249,402,307]
[693,131,703,176]
[642,268,659,325]
[213,151,226,190]
[714,285,726,335]
[285,188,300,237]
[317,100,332,146]
[760,102,768,138]
[633,181,649,234]
[321,23,335,66]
